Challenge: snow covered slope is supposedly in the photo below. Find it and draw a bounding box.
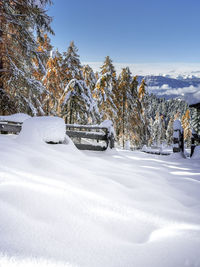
[0,134,200,267]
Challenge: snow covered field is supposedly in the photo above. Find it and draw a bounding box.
[0,132,200,267]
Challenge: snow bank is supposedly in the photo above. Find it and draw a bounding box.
[192,146,200,159]
[0,113,30,123]
[17,116,66,143]
[0,133,200,267]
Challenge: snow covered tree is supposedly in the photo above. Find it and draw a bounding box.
[116,67,132,147]
[94,56,117,120]
[191,108,200,135]
[138,79,150,145]
[32,31,52,82]
[62,41,83,85]
[166,116,174,146]
[115,70,143,147]
[62,79,99,124]
[1,0,53,115]
[152,113,165,146]
[82,65,97,93]
[43,50,64,116]
[61,42,99,123]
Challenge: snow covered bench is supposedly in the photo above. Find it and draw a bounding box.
[66,124,115,151]
[0,117,115,151]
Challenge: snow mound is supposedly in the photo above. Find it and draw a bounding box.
[17,116,66,143]
[192,146,200,159]
[100,120,115,136]
[173,120,182,131]
[0,113,30,123]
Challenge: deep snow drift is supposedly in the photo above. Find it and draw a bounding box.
[0,131,200,266]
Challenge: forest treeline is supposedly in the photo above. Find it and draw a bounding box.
[1,0,199,147]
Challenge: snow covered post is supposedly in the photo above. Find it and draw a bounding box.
[100,120,115,149]
[173,120,184,153]
[191,130,196,157]
[190,130,200,157]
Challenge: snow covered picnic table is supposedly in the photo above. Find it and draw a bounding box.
[0,132,200,267]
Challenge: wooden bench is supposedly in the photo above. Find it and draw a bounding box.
[0,120,114,151]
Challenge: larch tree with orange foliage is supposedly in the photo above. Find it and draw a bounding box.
[0,0,53,115]
[182,109,191,146]
[43,50,64,116]
[138,79,150,144]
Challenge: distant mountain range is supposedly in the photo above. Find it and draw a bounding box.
[137,75,200,105]
[84,62,200,105]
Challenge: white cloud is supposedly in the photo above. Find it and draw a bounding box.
[149,85,200,104]
[83,62,200,78]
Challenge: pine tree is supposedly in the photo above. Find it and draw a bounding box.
[1,0,53,115]
[152,113,165,146]
[43,50,64,116]
[116,67,132,147]
[82,65,97,94]
[138,79,150,145]
[116,69,143,147]
[166,116,174,146]
[32,31,52,82]
[94,56,117,120]
[63,79,99,124]
[62,42,99,124]
[62,41,83,85]
[191,108,200,135]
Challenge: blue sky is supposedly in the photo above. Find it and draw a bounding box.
[47,0,200,63]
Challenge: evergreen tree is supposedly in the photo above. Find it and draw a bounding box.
[191,108,200,135]
[43,50,64,116]
[152,113,165,146]
[82,65,97,94]
[63,79,99,124]
[115,70,143,147]
[94,56,117,120]
[62,42,99,124]
[62,41,83,85]
[1,0,53,115]
[138,79,150,145]
[33,31,52,82]
[166,116,174,146]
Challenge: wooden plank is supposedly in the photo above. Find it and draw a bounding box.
[143,151,170,156]
[0,123,21,133]
[0,120,22,125]
[173,147,180,153]
[75,143,107,151]
[66,124,108,132]
[66,130,107,140]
